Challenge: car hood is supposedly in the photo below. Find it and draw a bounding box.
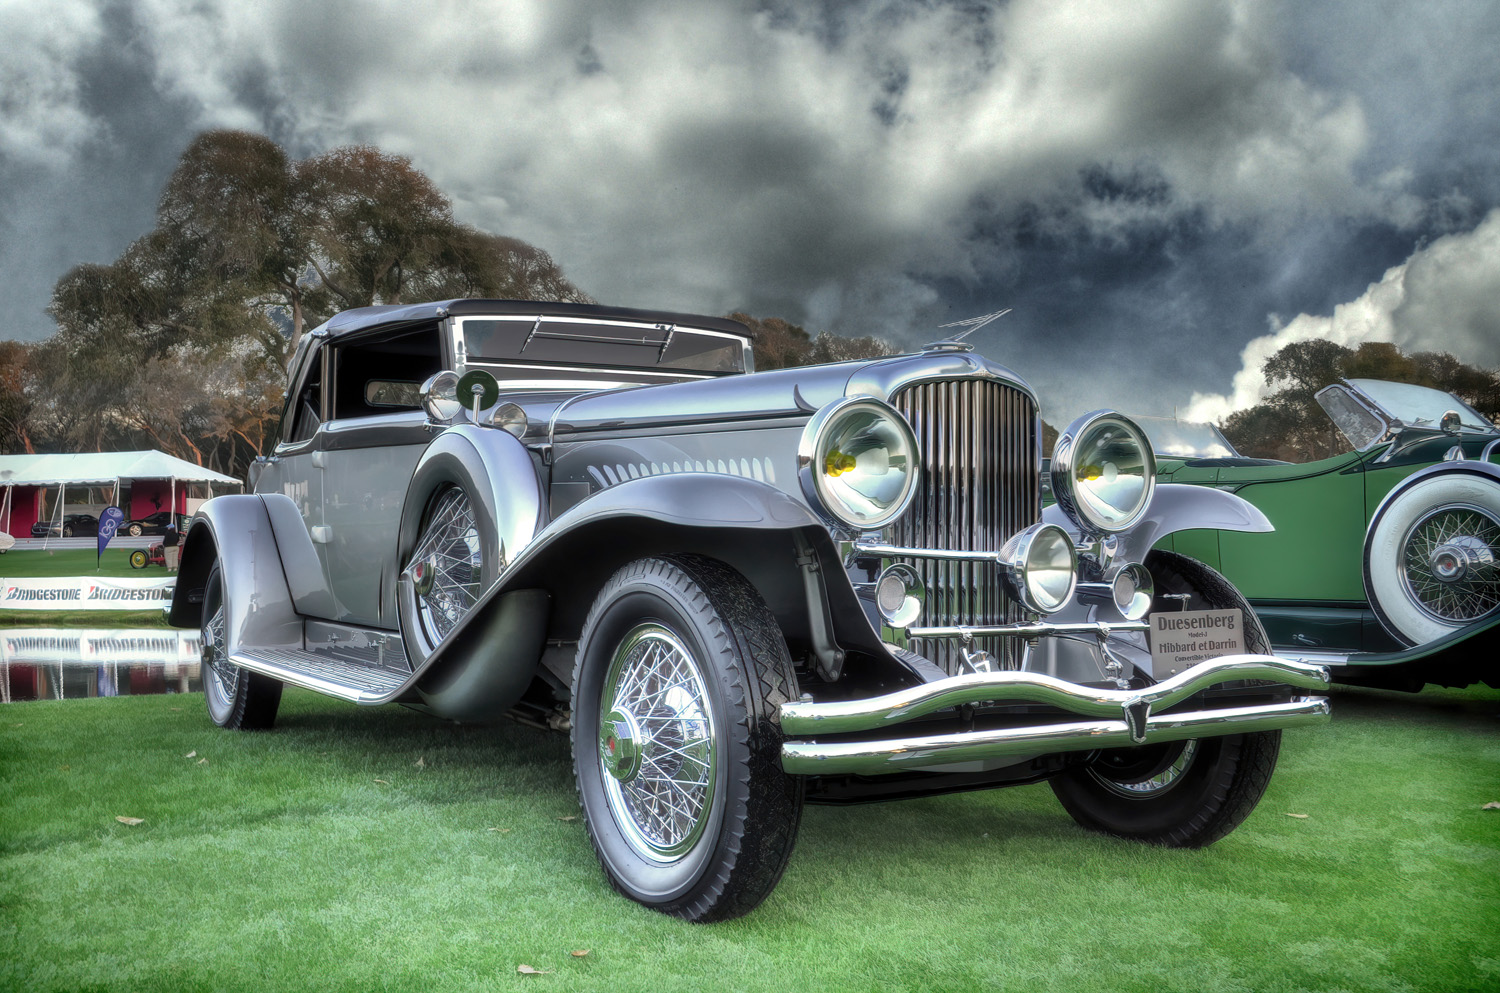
[548,347,1037,437]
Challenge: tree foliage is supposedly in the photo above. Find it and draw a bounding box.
[1222,340,1500,461]
[20,129,590,479]
[729,312,895,370]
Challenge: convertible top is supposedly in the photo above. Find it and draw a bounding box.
[309,299,754,341]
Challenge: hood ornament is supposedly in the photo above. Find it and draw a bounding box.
[924,308,1012,352]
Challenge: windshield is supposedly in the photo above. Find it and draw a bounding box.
[458,315,747,385]
[1346,379,1496,434]
[1131,415,1240,458]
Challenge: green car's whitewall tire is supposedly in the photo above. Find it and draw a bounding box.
[1364,470,1500,646]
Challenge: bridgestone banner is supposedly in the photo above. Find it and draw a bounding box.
[1,628,201,665]
[0,576,175,611]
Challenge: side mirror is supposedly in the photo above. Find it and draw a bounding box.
[420,371,464,425]
[1440,410,1463,434]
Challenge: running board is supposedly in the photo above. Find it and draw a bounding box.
[231,648,411,703]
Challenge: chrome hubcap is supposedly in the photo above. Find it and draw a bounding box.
[600,709,644,782]
[598,625,716,862]
[408,487,482,645]
[1401,504,1500,623]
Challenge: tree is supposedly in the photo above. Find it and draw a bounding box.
[35,129,592,478]
[0,341,38,454]
[729,312,894,370]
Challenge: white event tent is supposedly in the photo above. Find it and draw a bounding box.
[0,450,242,538]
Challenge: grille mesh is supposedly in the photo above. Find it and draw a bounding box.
[890,379,1040,674]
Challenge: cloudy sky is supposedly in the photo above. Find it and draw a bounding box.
[3,0,1498,423]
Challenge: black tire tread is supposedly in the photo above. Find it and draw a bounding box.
[571,555,802,922]
[1049,550,1281,848]
[204,565,283,731]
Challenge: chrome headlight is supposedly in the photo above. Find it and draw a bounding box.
[799,397,919,531]
[998,523,1078,615]
[1051,411,1156,534]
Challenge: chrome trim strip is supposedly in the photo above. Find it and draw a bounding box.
[903,621,1150,639]
[780,653,1331,734]
[853,541,1001,563]
[780,697,1331,775]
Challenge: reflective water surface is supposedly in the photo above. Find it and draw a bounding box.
[1,628,201,702]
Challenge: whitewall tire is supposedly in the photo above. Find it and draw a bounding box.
[1364,470,1500,646]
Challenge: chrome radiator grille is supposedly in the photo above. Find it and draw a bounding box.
[890,379,1040,674]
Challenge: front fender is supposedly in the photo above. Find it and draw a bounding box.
[167,495,303,656]
[409,473,858,675]
[1367,459,1500,526]
[1044,482,1273,565]
[397,424,545,574]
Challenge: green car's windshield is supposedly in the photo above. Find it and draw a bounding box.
[1132,415,1241,458]
[1346,379,1496,434]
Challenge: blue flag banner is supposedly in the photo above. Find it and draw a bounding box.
[97,507,125,565]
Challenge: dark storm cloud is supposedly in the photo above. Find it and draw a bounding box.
[2,0,1497,424]
[0,1,200,340]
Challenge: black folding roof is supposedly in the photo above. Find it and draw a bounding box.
[313,299,753,340]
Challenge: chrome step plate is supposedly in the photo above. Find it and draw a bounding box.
[231,647,410,703]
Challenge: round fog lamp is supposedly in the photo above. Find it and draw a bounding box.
[1051,411,1156,534]
[999,523,1077,615]
[1111,562,1154,620]
[874,563,924,629]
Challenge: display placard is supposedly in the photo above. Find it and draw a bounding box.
[1149,608,1246,674]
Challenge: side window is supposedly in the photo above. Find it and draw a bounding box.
[331,324,444,421]
[284,348,325,445]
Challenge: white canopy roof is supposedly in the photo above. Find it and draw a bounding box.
[0,451,241,487]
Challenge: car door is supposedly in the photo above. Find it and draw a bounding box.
[252,335,329,616]
[315,323,447,628]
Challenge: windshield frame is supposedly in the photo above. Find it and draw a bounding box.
[1343,379,1496,435]
[1131,414,1242,459]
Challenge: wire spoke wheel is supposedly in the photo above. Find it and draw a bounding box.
[1088,739,1199,798]
[598,625,717,861]
[572,556,802,921]
[202,594,238,707]
[1051,551,1282,848]
[410,486,483,646]
[1400,503,1500,623]
[200,564,281,730]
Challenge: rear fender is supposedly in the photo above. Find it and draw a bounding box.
[168,495,303,655]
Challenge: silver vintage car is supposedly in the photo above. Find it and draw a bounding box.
[170,300,1330,920]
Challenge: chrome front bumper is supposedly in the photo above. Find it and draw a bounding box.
[779,654,1331,776]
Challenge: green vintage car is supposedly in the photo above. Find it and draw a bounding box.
[1136,380,1500,689]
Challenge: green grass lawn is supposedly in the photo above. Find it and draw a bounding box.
[1,548,173,628]
[2,684,1496,992]
[0,547,159,579]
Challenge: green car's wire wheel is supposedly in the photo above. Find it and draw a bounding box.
[1400,504,1500,623]
[1366,470,1500,646]
[410,485,484,648]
